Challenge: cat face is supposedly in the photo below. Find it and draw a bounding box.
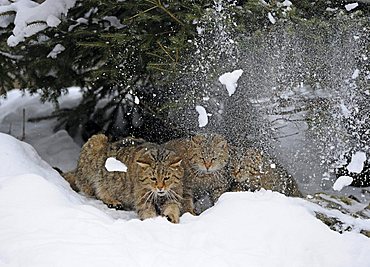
[189,134,229,173]
[230,148,263,182]
[136,147,183,199]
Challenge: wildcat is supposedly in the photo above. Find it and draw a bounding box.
[62,134,184,223]
[165,133,231,215]
[229,147,302,197]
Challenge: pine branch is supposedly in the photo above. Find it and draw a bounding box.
[127,5,158,21]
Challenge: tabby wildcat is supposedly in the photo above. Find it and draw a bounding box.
[165,133,230,215]
[62,134,184,223]
[229,147,302,197]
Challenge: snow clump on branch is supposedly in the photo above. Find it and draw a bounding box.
[0,0,76,47]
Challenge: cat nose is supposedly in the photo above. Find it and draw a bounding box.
[204,161,212,170]
[157,187,166,195]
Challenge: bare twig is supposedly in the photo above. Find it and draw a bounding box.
[21,108,25,141]
[273,132,300,139]
[8,122,12,135]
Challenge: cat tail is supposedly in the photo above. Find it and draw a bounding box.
[63,171,80,192]
[54,167,80,192]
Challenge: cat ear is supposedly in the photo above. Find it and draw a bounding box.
[170,158,182,168]
[191,135,204,144]
[219,140,228,150]
[136,160,150,168]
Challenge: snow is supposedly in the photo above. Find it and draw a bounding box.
[196,26,204,35]
[351,68,360,79]
[0,0,76,46]
[333,176,354,191]
[268,12,276,24]
[345,3,359,11]
[347,151,367,174]
[195,105,208,127]
[46,14,61,27]
[103,16,124,29]
[0,89,370,266]
[47,44,65,59]
[134,95,140,105]
[282,0,292,7]
[218,69,243,96]
[340,101,351,118]
[0,88,82,172]
[105,157,128,172]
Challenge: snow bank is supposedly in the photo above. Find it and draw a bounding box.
[0,133,370,267]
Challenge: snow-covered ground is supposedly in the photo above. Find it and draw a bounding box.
[1,89,370,267]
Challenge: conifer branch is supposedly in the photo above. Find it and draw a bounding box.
[127,5,158,21]
[156,0,184,26]
[156,41,175,62]
[146,52,167,60]
[144,0,184,26]
[147,64,174,72]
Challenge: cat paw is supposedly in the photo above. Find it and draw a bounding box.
[106,201,123,210]
[163,204,180,224]
[114,204,124,210]
[165,213,179,224]
[139,210,157,220]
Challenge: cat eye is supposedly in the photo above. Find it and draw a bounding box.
[151,177,157,181]
[164,177,170,181]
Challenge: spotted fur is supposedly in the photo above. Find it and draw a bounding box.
[229,147,302,197]
[62,134,184,223]
[165,133,230,214]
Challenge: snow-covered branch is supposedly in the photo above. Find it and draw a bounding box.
[0,0,76,47]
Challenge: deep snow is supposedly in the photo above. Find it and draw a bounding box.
[1,133,370,267]
[0,89,370,267]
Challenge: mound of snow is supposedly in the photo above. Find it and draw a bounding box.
[0,133,370,267]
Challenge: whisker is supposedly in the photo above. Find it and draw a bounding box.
[144,191,154,205]
[168,189,183,201]
[166,191,174,201]
[139,191,151,201]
